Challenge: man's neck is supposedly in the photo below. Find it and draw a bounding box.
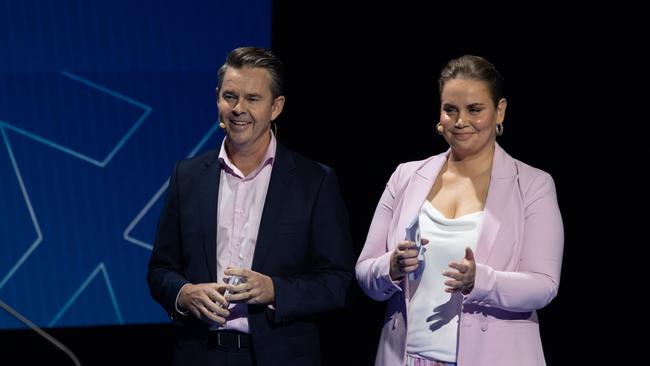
[225,133,271,176]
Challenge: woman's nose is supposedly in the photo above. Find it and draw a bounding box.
[455,113,470,127]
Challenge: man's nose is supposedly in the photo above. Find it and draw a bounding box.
[232,98,246,114]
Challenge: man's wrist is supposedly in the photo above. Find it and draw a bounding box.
[175,283,191,315]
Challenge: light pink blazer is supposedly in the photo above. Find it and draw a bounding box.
[356,144,563,366]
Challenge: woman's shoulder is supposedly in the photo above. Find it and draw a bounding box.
[498,146,557,196]
[401,149,447,171]
[398,156,437,172]
[497,144,553,180]
[513,158,554,185]
[388,151,447,186]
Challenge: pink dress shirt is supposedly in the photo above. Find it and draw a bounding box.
[216,133,276,333]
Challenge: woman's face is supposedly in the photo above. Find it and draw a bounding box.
[439,78,507,159]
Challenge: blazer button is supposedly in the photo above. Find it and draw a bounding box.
[480,322,488,332]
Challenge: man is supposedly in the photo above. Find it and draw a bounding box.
[147,47,354,365]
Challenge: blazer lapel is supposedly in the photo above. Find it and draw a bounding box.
[475,144,517,263]
[399,154,446,297]
[251,143,294,271]
[396,157,446,241]
[475,188,503,263]
[199,152,220,282]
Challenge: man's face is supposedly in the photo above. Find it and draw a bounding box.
[217,66,284,151]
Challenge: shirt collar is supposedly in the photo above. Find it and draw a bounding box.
[218,131,276,179]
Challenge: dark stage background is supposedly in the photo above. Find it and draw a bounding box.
[1,2,622,365]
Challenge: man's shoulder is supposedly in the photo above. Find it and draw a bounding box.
[175,149,219,172]
[278,144,333,178]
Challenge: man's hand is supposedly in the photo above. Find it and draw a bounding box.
[223,267,275,305]
[178,283,230,324]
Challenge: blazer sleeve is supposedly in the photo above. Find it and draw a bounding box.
[147,161,190,316]
[355,164,404,302]
[466,172,564,312]
[271,168,354,323]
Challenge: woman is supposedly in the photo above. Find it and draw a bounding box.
[355,55,563,366]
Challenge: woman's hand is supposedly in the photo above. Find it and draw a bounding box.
[443,247,476,294]
[390,238,429,280]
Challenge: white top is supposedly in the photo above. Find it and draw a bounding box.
[406,201,484,362]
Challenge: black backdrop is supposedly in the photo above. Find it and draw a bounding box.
[1,3,623,365]
[272,4,620,365]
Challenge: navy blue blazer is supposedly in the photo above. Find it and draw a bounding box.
[147,141,354,365]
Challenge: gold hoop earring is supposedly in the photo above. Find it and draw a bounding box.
[436,122,444,135]
[496,123,504,136]
[219,120,226,129]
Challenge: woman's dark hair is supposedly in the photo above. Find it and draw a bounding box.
[438,55,504,106]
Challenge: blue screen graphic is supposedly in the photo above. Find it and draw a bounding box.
[0,0,271,329]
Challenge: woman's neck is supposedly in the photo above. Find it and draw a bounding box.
[447,144,495,178]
